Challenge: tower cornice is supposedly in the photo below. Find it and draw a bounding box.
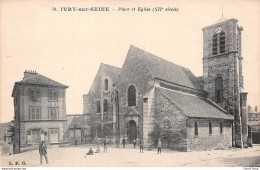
[202,18,238,31]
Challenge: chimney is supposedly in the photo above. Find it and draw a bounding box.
[23,70,38,80]
[248,105,251,112]
[255,106,258,112]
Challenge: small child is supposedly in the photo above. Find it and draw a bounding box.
[84,148,94,158]
[95,147,100,153]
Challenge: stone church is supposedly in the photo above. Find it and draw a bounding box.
[82,17,251,151]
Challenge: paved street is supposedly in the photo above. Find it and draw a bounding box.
[1,144,260,167]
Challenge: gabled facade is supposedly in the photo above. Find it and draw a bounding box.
[83,63,121,141]
[12,71,68,154]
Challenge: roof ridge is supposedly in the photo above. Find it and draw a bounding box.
[101,62,121,70]
[131,45,190,70]
[157,86,198,98]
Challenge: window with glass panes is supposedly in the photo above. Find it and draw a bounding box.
[49,90,58,102]
[29,89,40,101]
[30,107,41,120]
[49,107,59,120]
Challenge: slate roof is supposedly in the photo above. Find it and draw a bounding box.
[157,87,233,120]
[16,74,68,88]
[128,45,205,92]
[100,63,121,82]
[12,73,68,97]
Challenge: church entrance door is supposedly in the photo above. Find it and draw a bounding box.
[128,120,137,143]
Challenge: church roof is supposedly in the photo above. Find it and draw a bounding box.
[127,45,205,92]
[157,87,233,120]
[100,63,121,82]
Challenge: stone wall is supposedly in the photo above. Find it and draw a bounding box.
[202,18,243,147]
[116,52,154,142]
[142,88,155,147]
[187,118,232,151]
[83,66,116,141]
[153,88,188,151]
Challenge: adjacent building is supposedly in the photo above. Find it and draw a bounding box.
[248,106,260,144]
[11,71,69,154]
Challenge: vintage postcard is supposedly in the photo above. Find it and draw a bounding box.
[0,0,259,168]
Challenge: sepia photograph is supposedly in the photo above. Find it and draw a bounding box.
[0,0,259,168]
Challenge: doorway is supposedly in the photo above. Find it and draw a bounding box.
[31,130,40,144]
[128,120,137,143]
[49,128,59,143]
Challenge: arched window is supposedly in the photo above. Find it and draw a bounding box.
[103,99,108,112]
[209,122,212,135]
[195,121,198,136]
[212,34,217,55]
[220,32,225,53]
[96,100,100,113]
[128,85,136,106]
[215,76,223,103]
[105,79,108,91]
[220,122,223,134]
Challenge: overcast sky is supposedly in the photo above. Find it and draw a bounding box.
[1,0,259,123]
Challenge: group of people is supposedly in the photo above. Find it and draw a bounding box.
[84,147,100,157]
[139,139,162,154]
[85,138,163,156]
[38,138,163,164]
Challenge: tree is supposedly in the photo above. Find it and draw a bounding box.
[7,120,15,142]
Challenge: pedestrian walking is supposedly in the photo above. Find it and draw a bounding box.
[157,139,162,154]
[122,138,126,148]
[140,140,144,153]
[133,139,136,148]
[39,141,48,164]
[75,139,78,147]
[116,138,119,148]
[103,139,107,152]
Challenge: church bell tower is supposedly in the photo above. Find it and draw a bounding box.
[202,18,248,148]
